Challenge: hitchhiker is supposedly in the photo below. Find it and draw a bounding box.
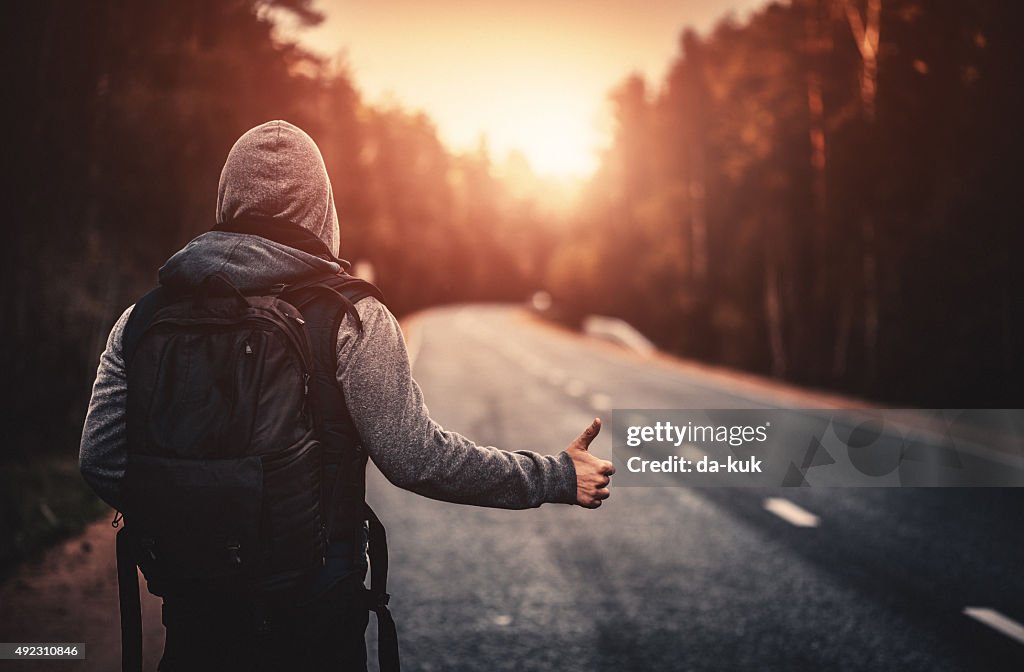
[79,120,615,672]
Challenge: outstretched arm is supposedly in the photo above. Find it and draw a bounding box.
[336,299,614,509]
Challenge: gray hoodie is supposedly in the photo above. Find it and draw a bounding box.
[79,120,577,513]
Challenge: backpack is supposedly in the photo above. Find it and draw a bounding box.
[113,270,399,672]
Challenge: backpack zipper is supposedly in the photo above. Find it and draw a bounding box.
[147,307,317,419]
[149,312,313,373]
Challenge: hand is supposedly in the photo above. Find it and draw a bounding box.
[566,417,616,508]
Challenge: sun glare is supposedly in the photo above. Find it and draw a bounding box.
[505,115,598,179]
[388,62,604,181]
[294,0,774,181]
[466,92,600,179]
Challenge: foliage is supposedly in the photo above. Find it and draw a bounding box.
[4,0,547,460]
[3,0,1021,473]
[552,0,1023,405]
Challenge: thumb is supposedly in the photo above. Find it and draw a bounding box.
[572,417,602,452]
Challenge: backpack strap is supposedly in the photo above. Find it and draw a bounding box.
[122,286,173,365]
[282,274,399,672]
[366,504,400,672]
[281,275,382,540]
[116,286,175,672]
[116,527,143,672]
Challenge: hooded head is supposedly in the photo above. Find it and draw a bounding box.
[216,120,340,257]
[159,121,343,292]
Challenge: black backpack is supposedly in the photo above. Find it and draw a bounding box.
[113,270,399,671]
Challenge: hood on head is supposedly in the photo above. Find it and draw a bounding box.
[216,120,340,257]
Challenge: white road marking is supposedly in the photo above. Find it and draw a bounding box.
[963,607,1024,645]
[564,380,587,398]
[763,497,820,528]
[589,393,612,411]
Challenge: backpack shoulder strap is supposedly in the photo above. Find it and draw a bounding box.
[280,274,385,539]
[116,285,172,672]
[290,276,399,672]
[287,273,384,333]
[121,286,174,365]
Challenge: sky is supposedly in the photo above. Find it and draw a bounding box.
[286,0,769,179]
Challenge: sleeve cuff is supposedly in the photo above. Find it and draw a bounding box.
[549,451,578,505]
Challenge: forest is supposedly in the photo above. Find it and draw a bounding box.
[4,0,1021,476]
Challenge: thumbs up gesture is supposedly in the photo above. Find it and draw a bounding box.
[566,418,616,508]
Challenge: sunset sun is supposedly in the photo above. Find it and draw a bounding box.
[444,82,602,178]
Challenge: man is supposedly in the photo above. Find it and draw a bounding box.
[80,120,615,671]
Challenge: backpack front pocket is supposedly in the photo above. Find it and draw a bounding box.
[123,453,263,589]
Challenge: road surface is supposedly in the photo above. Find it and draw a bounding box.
[370,305,1024,670]
[1,304,1022,670]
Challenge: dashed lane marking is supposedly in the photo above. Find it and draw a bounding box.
[963,607,1024,645]
[763,497,820,528]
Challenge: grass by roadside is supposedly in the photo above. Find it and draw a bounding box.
[0,457,109,579]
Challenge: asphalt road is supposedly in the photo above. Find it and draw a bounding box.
[365,305,1024,671]
[1,303,1021,671]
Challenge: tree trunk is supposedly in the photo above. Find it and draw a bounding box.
[765,247,787,378]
